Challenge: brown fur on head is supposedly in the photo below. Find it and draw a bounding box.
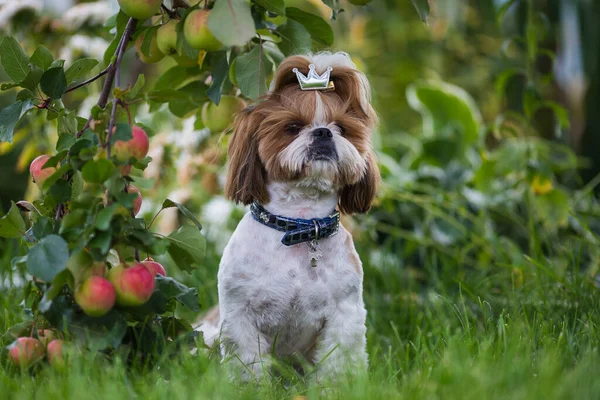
[224,52,380,214]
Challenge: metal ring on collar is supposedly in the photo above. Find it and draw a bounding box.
[313,219,320,241]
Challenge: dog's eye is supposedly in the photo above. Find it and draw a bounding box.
[286,123,302,135]
[336,123,346,135]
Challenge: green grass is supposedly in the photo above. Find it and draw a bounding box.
[2,243,600,400]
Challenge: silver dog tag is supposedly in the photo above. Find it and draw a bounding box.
[307,240,323,268]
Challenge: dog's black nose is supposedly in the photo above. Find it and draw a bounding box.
[313,128,333,139]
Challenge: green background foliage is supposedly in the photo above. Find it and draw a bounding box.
[1,0,600,398]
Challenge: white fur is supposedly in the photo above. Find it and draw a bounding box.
[202,183,367,380]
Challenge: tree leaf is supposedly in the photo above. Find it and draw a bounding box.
[30,46,54,71]
[235,45,274,101]
[252,0,286,15]
[20,64,43,91]
[40,67,67,99]
[95,204,118,231]
[0,202,26,239]
[0,100,33,143]
[166,225,206,273]
[277,20,312,56]
[161,199,203,231]
[208,0,256,47]
[0,37,30,82]
[409,0,430,23]
[207,51,229,105]
[26,234,70,282]
[155,275,200,311]
[110,122,133,145]
[125,74,145,101]
[69,310,127,351]
[82,159,116,184]
[407,81,483,149]
[65,58,99,85]
[285,7,334,46]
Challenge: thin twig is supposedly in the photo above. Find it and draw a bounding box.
[106,18,138,158]
[134,249,140,262]
[77,18,136,138]
[161,3,178,18]
[55,203,63,221]
[64,68,108,95]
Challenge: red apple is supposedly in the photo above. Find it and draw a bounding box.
[127,185,143,216]
[47,339,66,368]
[74,276,116,317]
[142,258,166,277]
[8,337,45,368]
[30,155,57,189]
[117,0,162,20]
[108,264,155,307]
[183,10,222,51]
[37,329,57,347]
[113,126,149,163]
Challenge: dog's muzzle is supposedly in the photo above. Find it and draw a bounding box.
[308,128,338,161]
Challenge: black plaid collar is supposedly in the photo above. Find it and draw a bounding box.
[250,202,340,246]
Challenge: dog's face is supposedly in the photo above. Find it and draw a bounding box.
[225,53,379,214]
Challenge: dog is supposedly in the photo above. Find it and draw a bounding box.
[196,52,379,380]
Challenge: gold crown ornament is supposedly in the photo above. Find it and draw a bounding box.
[293,64,335,91]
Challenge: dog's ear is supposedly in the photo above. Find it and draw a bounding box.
[224,106,269,205]
[338,151,380,214]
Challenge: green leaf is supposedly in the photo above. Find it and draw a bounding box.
[20,64,43,91]
[42,164,72,191]
[409,0,430,23]
[141,26,159,57]
[48,180,72,204]
[153,66,198,91]
[0,202,26,239]
[252,0,286,15]
[30,46,54,71]
[406,80,483,149]
[155,275,200,311]
[40,67,67,99]
[69,310,127,351]
[207,51,229,105]
[208,0,256,47]
[277,20,312,56]
[65,58,99,85]
[82,159,116,184]
[235,45,274,101]
[39,269,74,313]
[0,37,30,82]
[161,199,203,231]
[125,74,145,101]
[166,225,206,273]
[0,100,33,143]
[110,123,132,145]
[26,234,69,282]
[285,7,334,46]
[95,204,118,231]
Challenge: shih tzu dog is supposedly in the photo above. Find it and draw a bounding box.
[197,52,379,380]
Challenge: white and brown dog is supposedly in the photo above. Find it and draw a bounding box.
[197,52,379,380]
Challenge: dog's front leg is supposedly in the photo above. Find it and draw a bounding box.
[313,298,368,380]
[220,315,271,381]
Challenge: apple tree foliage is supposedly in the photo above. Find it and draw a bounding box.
[0,0,396,367]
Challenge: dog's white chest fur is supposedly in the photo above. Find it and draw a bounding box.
[219,213,361,354]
